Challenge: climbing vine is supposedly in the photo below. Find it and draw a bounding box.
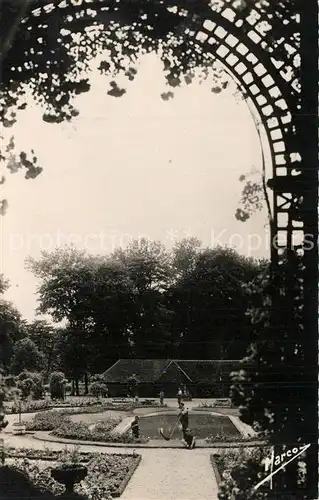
[0,0,299,217]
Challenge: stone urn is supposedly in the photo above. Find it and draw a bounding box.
[51,466,88,493]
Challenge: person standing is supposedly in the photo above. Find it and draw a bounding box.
[131,416,140,439]
[177,387,183,407]
[159,390,164,406]
[178,402,189,432]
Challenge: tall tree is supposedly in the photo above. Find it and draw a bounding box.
[0,275,26,371]
[26,247,134,379]
[169,246,265,360]
[10,337,45,375]
[25,319,60,376]
[112,239,174,358]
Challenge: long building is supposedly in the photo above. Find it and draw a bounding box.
[101,359,242,398]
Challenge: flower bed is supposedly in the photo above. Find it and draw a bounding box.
[25,410,70,431]
[211,448,268,480]
[1,452,141,499]
[205,433,264,444]
[5,399,53,414]
[5,398,166,416]
[52,419,148,444]
[210,447,307,499]
[210,449,266,498]
[26,410,148,443]
[4,446,98,462]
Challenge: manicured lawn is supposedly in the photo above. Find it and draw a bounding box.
[69,410,126,424]
[139,413,240,439]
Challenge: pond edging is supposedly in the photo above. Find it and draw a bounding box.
[32,431,267,449]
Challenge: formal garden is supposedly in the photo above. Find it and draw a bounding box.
[1,0,317,499]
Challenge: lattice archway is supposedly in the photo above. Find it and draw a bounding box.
[189,3,301,266]
[14,0,304,267]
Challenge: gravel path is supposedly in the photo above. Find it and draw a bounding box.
[121,448,219,500]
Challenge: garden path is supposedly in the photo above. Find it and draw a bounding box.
[121,448,219,500]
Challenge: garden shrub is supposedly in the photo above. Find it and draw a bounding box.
[89,381,108,398]
[16,371,45,400]
[49,372,66,400]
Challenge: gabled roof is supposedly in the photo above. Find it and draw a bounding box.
[176,360,239,383]
[102,359,239,384]
[102,359,171,383]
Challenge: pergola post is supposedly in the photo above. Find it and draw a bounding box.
[299,1,318,496]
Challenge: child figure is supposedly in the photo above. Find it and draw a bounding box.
[131,416,140,439]
[182,428,196,449]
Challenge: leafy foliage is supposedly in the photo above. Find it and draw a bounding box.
[89,381,108,398]
[26,240,265,380]
[214,447,308,499]
[16,370,44,399]
[168,246,266,359]
[1,0,299,218]
[49,371,66,400]
[25,320,60,375]
[230,251,314,496]
[0,299,26,371]
[10,337,45,375]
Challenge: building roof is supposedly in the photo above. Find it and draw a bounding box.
[102,359,240,384]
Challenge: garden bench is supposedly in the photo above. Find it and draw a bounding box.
[13,424,26,435]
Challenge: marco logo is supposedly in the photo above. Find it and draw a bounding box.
[253,443,311,492]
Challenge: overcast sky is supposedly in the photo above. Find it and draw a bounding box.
[0,53,270,321]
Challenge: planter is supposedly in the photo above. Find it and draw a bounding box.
[51,466,88,492]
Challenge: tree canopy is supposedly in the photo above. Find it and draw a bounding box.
[26,239,265,371]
